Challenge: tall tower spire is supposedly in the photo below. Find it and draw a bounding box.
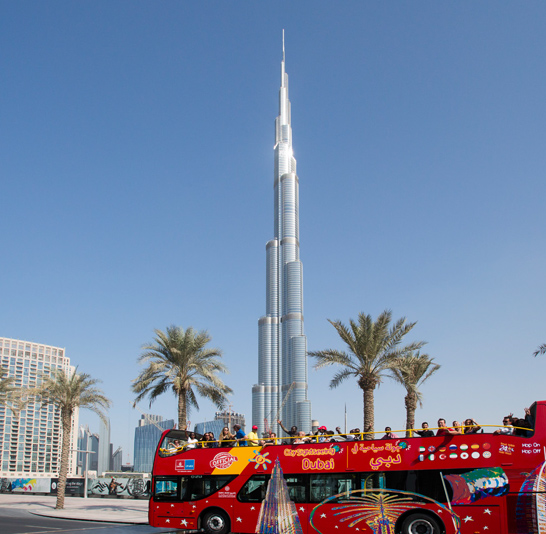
[252,34,311,437]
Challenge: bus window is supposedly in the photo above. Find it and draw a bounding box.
[284,474,307,503]
[360,472,383,490]
[309,473,358,502]
[154,476,181,500]
[187,475,235,501]
[384,470,455,503]
[238,474,271,502]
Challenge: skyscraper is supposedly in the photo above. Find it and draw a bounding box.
[252,36,311,436]
[0,337,78,476]
[133,414,174,473]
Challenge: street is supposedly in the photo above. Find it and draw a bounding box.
[0,505,177,534]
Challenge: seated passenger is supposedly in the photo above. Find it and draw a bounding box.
[246,425,260,447]
[463,418,481,434]
[218,426,235,447]
[293,431,310,444]
[415,422,434,437]
[513,418,532,437]
[262,431,278,446]
[452,421,464,434]
[233,424,247,446]
[207,432,218,448]
[436,419,459,436]
[494,415,514,435]
[186,432,199,449]
[168,439,182,453]
[382,427,399,439]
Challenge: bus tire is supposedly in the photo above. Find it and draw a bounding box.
[202,509,230,534]
[400,512,441,534]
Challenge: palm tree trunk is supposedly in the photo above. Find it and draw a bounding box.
[178,390,187,430]
[405,393,417,438]
[56,407,72,509]
[363,386,375,441]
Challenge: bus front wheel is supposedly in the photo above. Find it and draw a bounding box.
[202,509,230,534]
[400,512,441,534]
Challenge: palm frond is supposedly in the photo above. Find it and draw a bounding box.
[132,325,231,427]
[533,344,546,357]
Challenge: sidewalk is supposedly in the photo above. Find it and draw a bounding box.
[0,493,150,523]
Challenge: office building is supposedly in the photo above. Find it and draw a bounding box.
[0,337,78,477]
[214,411,246,430]
[111,446,122,471]
[133,415,174,473]
[252,37,311,436]
[97,417,110,475]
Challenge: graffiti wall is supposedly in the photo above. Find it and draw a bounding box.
[0,476,150,498]
[89,477,151,498]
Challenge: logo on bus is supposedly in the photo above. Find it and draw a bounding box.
[175,459,195,471]
[210,452,237,470]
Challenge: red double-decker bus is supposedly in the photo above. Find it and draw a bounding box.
[149,400,546,534]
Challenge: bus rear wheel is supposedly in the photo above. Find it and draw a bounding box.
[400,512,441,534]
[202,510,230,534]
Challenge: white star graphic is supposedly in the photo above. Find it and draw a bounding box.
[193,505,196,508]
[251,506,255,510]
[171,504,174,507]
[437,509,443,513]
[484,509,492,515]
[320,513,326,518]
[237,517,242,522]
[165,519,170,524]
[463,516,474,522]
[335,527,338,529]
[180,519,187,526]
[299,506,305,512]
[484,527,489,530]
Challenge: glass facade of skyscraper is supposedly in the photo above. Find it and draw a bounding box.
[133,417,174,473]
[0,337,78,477]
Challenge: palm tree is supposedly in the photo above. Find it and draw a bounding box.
[0,366,15,403]
[132,325,232,430]
[533,344,546,357]
[26,368,110,509]
[308,310,426,440]
[389,352,440,437]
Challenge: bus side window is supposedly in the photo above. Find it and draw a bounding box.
[284,474,307,503]
[238,475,270,502]
[310,474,358,502]
[154,476,180,500]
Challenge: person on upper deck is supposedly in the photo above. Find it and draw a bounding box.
[186,431,199,449]
[277,420,298,439]
[246,425,260,447]
[494,415,514,435]
[261,431,278,446]
[415,422,434,437]
[463,418,481,434]
[382,427,399,439]
[452,421,464,434]
[233,424,247,446]
[219,426,235,447]
[293,431,311,444]
[207,432,218,448]
[436,419,459,436]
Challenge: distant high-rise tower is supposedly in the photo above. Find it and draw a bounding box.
[0,337,78,477]
[252,35,311,436]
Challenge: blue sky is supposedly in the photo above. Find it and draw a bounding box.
[1,2,545,464]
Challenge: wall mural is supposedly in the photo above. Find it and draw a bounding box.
[0,476,150,498]
[89,477,150,497]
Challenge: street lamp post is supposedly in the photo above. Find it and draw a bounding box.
[72,449,96,499]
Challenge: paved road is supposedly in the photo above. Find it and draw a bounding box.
[0,505,177,534]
